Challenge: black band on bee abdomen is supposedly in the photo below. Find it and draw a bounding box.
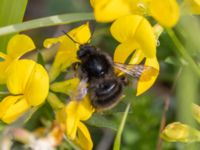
[91,79,123,110]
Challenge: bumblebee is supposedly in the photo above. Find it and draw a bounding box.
[65,33,157,111]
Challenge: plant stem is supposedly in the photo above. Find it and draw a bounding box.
[166,28,200,78]
[0,12,94,37]
[113,103,131,150]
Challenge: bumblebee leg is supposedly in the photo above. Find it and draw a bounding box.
[72,62,81,71]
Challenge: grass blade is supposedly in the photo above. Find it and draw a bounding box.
[0,0,28,51]
[113,103,131,150]
[0,13,94,37]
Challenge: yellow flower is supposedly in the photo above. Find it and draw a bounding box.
[149,0,180,27]
[111,15,159,95]
[0,60,49,123]
[0,34,36,84]
[45,23,94,149]
[73,122,93,150]
[56,96,94,150]
[90,0,132,22]
[161,122,200,142]
[47,78,80,110]
[44,23,91,82]
[192,103,200,124]
[91,0,180,27]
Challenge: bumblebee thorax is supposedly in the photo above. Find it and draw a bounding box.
[81,54,112,78]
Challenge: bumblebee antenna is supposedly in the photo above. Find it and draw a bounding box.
[62,30,80,45]
[86,21,96,44]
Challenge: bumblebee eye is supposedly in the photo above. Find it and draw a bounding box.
[77,48,87,58]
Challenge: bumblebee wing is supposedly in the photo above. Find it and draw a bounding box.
[71,78,88,101]
[114,63,158,81]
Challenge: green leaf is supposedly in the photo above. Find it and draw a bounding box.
[24,102,54,130]
[37,51,45,67]
[86,114,118,131]
[104,101,133,115]
[50,78,80,96]
[0,0,28,52]
[0,121,6,132]
[165,56,187,66]
[0,13,94,37]
[113,103,131,150]
[47,92,64,110]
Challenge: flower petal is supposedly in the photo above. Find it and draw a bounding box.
[73,122,93,150]
[161,122,200,142]
[136,57,159,96]
[90,0,95,7]
[56,107,66,125]
[68,22,91,44]
[0,96,22,119]
[7,60,36,94]
[45,23,91,82]
[65,96,94,139]
[65,113,80,139]
[134,17,156,57]
[66,96,94,122]
[49,50,78,82]
[24,61,49,106]
[149,0,180,27]
[183,0,200,14]
[7,34,36,59]
[92,0,131,22]
[43,35,66,48]
[0,96,30,124]
[129,49,145,64]
[113,42,137,63]
[0,59,11,84]
[48,36,78,82]
[111,15,156,58]
[111,15,142,43]
[7,60,49,106]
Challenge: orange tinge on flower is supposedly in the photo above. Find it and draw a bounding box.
[0,34,36,84]
[91,0,180,27]
[111,15,159,95]
[56,96,94,150]
[44,23,91,82]
[0,60,49,123]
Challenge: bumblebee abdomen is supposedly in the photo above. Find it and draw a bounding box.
[90,79,123,111]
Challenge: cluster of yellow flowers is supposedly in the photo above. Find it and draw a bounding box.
[90,0,200,96]
[0,35,49,124]
[0,24,94,149]
[0,0,200,149]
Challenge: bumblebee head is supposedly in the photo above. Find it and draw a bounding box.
[77,44,96,59]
